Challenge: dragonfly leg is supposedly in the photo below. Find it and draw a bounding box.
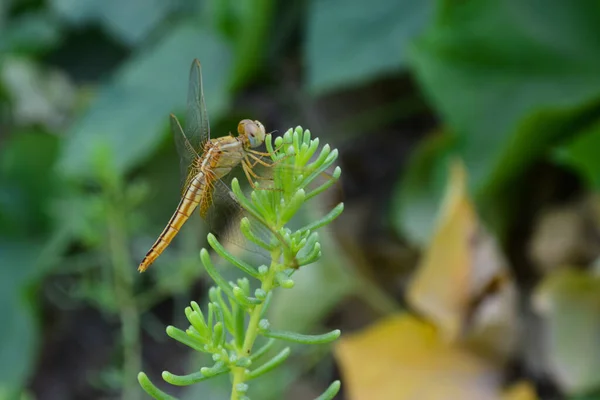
[247,139,288,157]
[243,154,264,169]
[247,153,276,168]
[246,149,272,156]
[241,160,259,189]
[250,158,261,168]
[243,159,270,180]
[247,151,293,170]
[245,150,276,168]
[242,159,279,191]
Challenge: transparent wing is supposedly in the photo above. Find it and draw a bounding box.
[201,180,240,241]
[185,59,210,151]
[202,179,283,262]
[170,113,199,193]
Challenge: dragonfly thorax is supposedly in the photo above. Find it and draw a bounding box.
[238,119,266,148]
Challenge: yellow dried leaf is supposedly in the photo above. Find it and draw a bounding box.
[334,313,505,400]
[407,159,516,353]
[502,381,538,400]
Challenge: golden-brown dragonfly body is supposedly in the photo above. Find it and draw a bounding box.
[138,173,206,272]
[137,59,268,272]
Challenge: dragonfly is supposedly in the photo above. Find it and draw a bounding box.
[138,59,279,273]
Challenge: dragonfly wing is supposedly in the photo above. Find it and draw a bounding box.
[202,179,245,241]
[186,59,210,151]
[198,178,214,219]
[170,113,199,193]
[202,179,279,260]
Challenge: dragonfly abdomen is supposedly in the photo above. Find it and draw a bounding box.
[137,174,206,272]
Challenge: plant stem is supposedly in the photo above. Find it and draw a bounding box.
[107,196,141,400]
[230,250,280,400]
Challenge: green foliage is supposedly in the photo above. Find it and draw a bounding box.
[0,11,61,55]
[306,0,433,93]
[0,132,65,395]
[0,241,40,397]
[138,127,343,400]
[396,0,600,240]
[48,0,176,45]
[555,121,600,190]
[411,0,600,195]
[0,132,60,235]
[220,0,276,89]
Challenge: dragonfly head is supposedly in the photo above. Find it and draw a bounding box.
[238,119,266,148]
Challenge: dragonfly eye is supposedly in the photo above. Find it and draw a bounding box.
[239,119,266,148]
[237,119,249,135]
[250,120,266,148]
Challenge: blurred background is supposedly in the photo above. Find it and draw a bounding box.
[2,0,600,399]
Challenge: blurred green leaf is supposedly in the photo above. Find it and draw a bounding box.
[50,192,105,247]
[0,131,73,394]
[0,240,42,396]
[570,392,600,400]
[410,0,600,198]
[0,11,61,55]
[306,0,433,93]
[58,23,232,179]
[232,0,276,88]
[534,269,600,395]
[0,131,61,237]
[0,1,7,27]
[392,131,456,246]
[0,225,71,395]
[555,120,600,189]
[0,130,70,397]
[207,0,241,40]
[49,0,175,45]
